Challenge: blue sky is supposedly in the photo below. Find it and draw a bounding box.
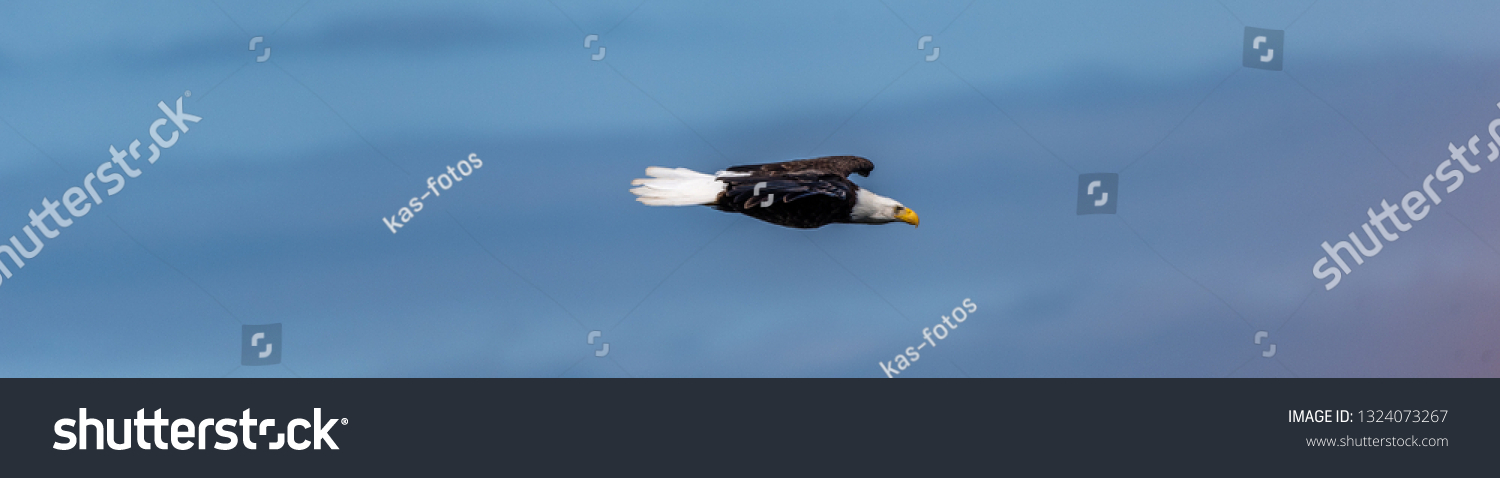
[1,0,1499,377]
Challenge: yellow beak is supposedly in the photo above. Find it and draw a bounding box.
[895,208,920,227]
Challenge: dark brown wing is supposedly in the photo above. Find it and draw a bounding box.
[713,173,860,229]
[724,155,874,178]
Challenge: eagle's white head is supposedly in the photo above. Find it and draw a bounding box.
[849,189,920,227]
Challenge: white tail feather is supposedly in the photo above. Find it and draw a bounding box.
[630,167,726,206]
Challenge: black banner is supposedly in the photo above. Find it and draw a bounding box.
[2,379,1493,474]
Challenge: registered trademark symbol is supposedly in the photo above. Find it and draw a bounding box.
[184,90,191,97]
[341,418,349,425]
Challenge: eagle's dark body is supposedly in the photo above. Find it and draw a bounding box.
[712,156,873,229]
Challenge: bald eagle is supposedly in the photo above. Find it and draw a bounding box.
[630,155,919,229]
